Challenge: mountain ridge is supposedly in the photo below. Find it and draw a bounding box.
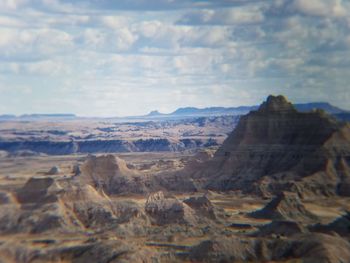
[0,102,348,120]
[146,101,349,118]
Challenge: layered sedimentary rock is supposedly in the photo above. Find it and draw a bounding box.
[0,138,218,155]
[79,154,150,194]
[1,176,147,234]
[16,177,63,205]
[145,191,196,225]
[183,196,216,219]
[190,95,350,197]
[249,191,318,223]
[188,233,350,263]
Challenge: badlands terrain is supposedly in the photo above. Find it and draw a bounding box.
[0,95,350,262]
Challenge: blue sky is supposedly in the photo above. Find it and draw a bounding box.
[0,0,349,116]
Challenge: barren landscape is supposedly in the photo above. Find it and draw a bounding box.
[1,0,350,261]
[0,96,349,263]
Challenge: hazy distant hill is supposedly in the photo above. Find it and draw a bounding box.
[294,102,346,114]
[146,102,349,118]
[171,106,256,116]
[0,102,348,121]
[0,115,16,120]
[0,114,77,121]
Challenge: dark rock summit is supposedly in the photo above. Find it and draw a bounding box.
[258,95,295,113]
[189,95,350,197]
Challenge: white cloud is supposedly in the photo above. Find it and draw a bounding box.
[0,16,24,27]
[81,27,137,51]
[115,27,138,50]
[178,5,265,25]
[100,16,130,29]
[0,0,27,10]
[0,27,74,60]
[26,59,69,75]
[292,0,348,18]
[39,0,75,13]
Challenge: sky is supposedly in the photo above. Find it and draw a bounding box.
[0,0,349,116]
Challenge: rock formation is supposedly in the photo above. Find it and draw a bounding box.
[4,176,146,234]
[249,191,318,223]
[310,211,350,237]
[145,191,196,225]
[188,233,350,263]
[46,166,60,175]
[183,195,216,219]
[255,220,306,237]
[189,95,350,197]
[16,177,63,205]
[0,191,16,205]
[72,163,81,176]
[79,154,149,194]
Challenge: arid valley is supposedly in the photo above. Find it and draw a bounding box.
[0,96,349,262]
[1,0,350,261]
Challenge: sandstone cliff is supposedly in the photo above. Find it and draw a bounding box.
[190,95,350,197]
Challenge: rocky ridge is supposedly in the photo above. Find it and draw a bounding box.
[187,95,350,197]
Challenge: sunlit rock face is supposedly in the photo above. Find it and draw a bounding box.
[79,154,150,194]
[191,95,350,197]
[145,191,196,226]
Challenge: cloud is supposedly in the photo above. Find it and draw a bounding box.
[0,0,349,115]
[0,16,24,27]
[100,16,130,29]
[80,26,137,52]
[59,0,251,11]
[0,27,74,62]
[178,5,265,25]
[0,0,28,10]
[270,0,350,19]
[291,0,348,18]
[26,59,69,75]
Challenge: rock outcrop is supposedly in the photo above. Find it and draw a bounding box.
[183,196,216,219]
[4,176,146,234]
[189,95,350,197]
[188,233,350,263]
[46,166,60,175]
[310,211,350,237]
[255,220,306,237]
[16,177,63,205]
[79,154,149,194]
[0,191,16,205]
[72,163,81,176]
[145,191,196,225]
[249,192,318,223]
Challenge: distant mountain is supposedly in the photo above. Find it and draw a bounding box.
[145,102,349,118]
[294,102,347,114]
[144,106,258,118]
[0,114,77,121]
[146,110,164,117]
[334,113,350,122]
[171,106,257,116]
[19,114,76,118]
[0,115,16,120]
